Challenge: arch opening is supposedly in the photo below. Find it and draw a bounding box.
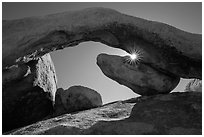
[50,41,192,104]
[50,41,138,104]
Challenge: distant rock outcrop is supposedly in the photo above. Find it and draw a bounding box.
[54,86,102,116]
[97,53,180,95]
[7,92,201,135]
[185,79,202,92]
[2,53,57,132]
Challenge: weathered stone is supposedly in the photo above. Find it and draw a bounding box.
[2,53,57,132]
[54,86,102,116]
[185,79,202,92]
[7,92,201,135]
[2,7,201,79]
[129,92,202,134]
[97,53,180,95]
[2,7,202,134]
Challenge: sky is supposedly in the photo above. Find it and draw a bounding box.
[2,2,201,104]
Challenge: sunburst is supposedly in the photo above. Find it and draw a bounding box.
[124,47,144,65]
[129,53,138,60]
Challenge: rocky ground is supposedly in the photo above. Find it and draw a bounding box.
[5,92,201,135]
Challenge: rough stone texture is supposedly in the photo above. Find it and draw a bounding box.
[2,7,201,79]
[2,7,202,134]
[6,92,201,135]
[54,86,102,116]
[185,79,202,92]
[2,53,57,133]
[129,92,202,135]
[97,53,180,95]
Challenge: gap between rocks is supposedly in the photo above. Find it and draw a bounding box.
[50,41,192,103]
[50,41,138,104]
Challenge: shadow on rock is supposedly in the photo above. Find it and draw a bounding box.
[40,92,201,135]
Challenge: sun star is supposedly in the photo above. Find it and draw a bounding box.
[124,47,144,65]
[129,53,138,60]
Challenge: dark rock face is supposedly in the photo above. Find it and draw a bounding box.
[54,86,102,116]
[2,53,57,132]
[2,7,201,79]
[129,92,202,134]
[185,79,202,92]
[97,53,180,96]
[7,92,201,135]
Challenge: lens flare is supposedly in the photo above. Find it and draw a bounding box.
[124,47,144,65]
[129,53,137,60]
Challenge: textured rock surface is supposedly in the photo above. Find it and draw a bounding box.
[97,53,180,95]
[2,53,57,132]
[185,79,202,92]
[54,86,102,116]
[7,92,201,135]
[2,7,201,79]
[2,7,202,134]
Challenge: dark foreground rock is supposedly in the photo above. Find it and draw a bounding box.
[97,53,180,96]
[3,7,201,79]
[7,92,201,135]
[54,86,102,116]
[2,53,57,133]
[185,79,202,92]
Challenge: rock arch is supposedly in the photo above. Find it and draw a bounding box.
[3,7,202,79]
[2,7,202,133]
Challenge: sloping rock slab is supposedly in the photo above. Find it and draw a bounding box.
[7,92,201,135]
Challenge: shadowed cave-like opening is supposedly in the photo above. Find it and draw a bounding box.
[50,41,192,104]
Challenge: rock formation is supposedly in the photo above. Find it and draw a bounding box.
[2,7,202,134]
[185,79,202,92]
[6,92,201,135]
[2,7,201,79]
[54,86,102,116]
[2,53,57,132]
[97,53,180,95]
